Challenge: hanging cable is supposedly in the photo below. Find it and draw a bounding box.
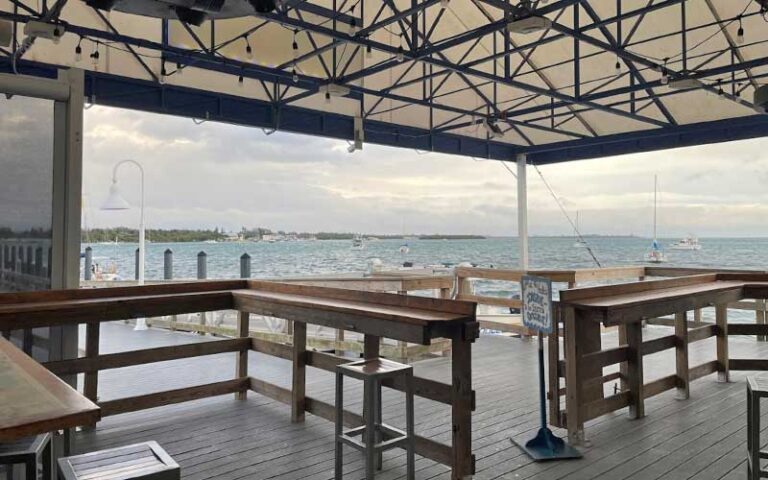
[532,165,603,268]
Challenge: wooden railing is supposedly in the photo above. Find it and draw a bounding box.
[0,280,477,479]
[554,273,768,443]
[454,266,646,335]
[80,275,455,362]
[0,239,52,292]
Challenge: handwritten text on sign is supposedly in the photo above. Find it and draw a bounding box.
[522,275,553,334]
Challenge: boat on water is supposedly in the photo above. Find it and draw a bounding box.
[399,243,410,254]
[670,235,701,250]
[645,175,667,263]
[351,234,364,250]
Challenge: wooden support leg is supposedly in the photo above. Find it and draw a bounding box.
[451,335,473,480]
[564,308,583,443]
[757,300,766,342]
[235,312,250,400]
[84,321,100,428]
[716,304,730,383]
[675,311,690,400]
[291,321,307,423]
[618,324,629,393]
[626,321,645,419]
[22,328,33,356]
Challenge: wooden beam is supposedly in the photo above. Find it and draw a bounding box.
[451,333,474,478]
[716,303,729,382]
[674,311,690,399]
[291,321,307,423]
[100,379,247,416]
[626,321,644,419]
[45,338,249,375]
[235,312,250,400]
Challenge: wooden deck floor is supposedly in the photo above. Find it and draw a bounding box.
[73,322,768,480]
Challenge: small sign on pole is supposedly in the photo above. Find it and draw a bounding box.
[512,275,582,461]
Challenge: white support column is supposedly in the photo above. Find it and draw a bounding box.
[517,153,529,271]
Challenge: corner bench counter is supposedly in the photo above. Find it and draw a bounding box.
[555,273,768,443]
[0,280,478,480]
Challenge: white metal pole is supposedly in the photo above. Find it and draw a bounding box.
[517,153,529,271]
[112,160,147,330]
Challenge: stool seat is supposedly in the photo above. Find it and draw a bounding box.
[0,433,52,480]
[335,358,415,480]
[338,358,412,380]
[58,442,179,480]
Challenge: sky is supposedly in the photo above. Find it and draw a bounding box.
[81,105,768,238]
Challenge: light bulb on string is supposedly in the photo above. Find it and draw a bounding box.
[238,73,244,87]
[614,58,621,75]
[366,43,372,59]
[176,62,183,76]
[292,68,298,83]
[292,30,299,60]
[396,35,405,63]
[90,46,100,68]
[660,58,669,85]
[75,38,82,62]
[325,91,331,104]
[245,37,253,59]
[737,16,745,45]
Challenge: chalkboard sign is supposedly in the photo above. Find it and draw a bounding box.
[522,275,553,334]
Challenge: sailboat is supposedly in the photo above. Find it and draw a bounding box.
[573,211,588,248]
[645,175,667,263]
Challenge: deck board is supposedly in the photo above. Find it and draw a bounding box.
[74,323,766,479]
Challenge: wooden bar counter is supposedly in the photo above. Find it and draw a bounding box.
[556,273,768,443]
[0,280,478,479]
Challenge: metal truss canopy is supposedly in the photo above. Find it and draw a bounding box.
[0,0,767,164]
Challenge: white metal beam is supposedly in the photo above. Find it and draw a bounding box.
[517,153,529,271]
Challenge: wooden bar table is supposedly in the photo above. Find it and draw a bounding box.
[556,273,762,443]
[0,337,100,442]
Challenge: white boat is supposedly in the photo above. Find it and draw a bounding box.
[399,243,410,254]
[645,175,667,263]
[351,234,364,250]
[670,235,701,250]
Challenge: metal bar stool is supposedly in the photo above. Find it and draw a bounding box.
[335,358,415,480]
[748,376,768,479]
[0,433,52,480]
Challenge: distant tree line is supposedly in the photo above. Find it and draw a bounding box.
[0,227,52,239]
[81,227,486,243]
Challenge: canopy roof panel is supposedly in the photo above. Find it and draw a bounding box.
[1,0,767,163]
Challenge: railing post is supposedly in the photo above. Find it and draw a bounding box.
[84,246,93,281]
[564,307,583,442]
[548,303,562,428]
[756,299,766,342]
[35,247,43,277]
[235,312,250,400]
[626,321,645,419]
[674,311,690,399]
[240,253,251,278]
[716,304,730,382]
[291,321,307,422]
[134,247,140,281]
[197,251,207,333]
[451,329,474,480]
[693,308,702,326]
[84,322,100,427]
[163,249,173,280]
[197,251,207,280]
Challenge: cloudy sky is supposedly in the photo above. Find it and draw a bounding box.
[82,105,768,237]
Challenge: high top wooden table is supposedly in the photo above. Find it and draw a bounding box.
[556,273,768,443]
[0,337,100,442]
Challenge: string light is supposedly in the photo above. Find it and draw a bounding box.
[717,79,725,99]
[238,72,244,87]
[737,16,745,45]
[74,37,83,62]
[176,62,183,76]
[325,91,331,104]
[660,58,669,85]
[614,58,621,75]
[90,45,100,68]
[366,43,372,59]
[292,68,298,83]
[245,36,253,59]
[292,30,299,60]
[396,34,404,63]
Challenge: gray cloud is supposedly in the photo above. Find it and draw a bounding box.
[83,106,768,237]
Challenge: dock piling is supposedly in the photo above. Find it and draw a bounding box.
[240,253,251,279]
[197,251,207,280]
[164,249,173,280]
[84,247,93,281]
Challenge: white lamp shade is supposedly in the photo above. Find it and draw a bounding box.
[101,182,131,210]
